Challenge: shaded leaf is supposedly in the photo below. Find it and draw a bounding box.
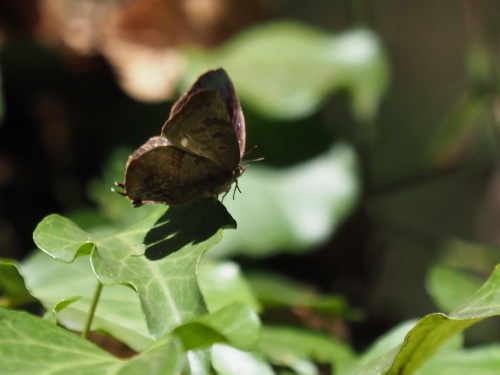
[247,271,348,317]
[259,326,356,375]
[425,95,487,169]
[0,259,36,308]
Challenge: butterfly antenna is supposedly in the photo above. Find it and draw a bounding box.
[243,145,264,164]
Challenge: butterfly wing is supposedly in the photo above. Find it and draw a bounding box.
[164,68,246,168]
[162,89,241,172]
[122,136,233,206]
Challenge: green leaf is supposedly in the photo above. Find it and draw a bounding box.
[116,336,184,375]
[259,326,356,375]
[33,214,95,262]
[32,200,235,336]
[0,307,187,375]
[90,200,236,339]
[0,259,36,308]
[353,320,418,369]
[352,265,500,375]
[426,240,500,313]
[21,250,152,352]
[198,261,261,313]
[247,271,349,318]
[417,344,500,375]
[210,143,359,257]
[0,307,120,375]
[43,296,82,323]
[212,344,276,375]
[31,198,236,375]
[174,303,261,351]
[186,21,389,121]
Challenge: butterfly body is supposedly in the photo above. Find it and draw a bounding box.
[118,68,246,207]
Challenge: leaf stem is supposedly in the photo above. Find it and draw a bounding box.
[82,281,103,339]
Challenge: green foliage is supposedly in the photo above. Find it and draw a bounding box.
[185,21,389,121]
[212,143,360,258]
[2,13,500,375]
[0,259,36,308]
[2,201,500,374]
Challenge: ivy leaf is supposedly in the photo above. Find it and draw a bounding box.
[43,296,83,324]
[33,215,95,262]
[21,250,152,351]
[33,199,236,374]
[212,344,276,375]
[174,303,261,351]
[33,200,235,336]
[0,259,36,308]
[0,307,184,375]
[0,307,120,374]
[198,261,261,313]
[352,265,500,375]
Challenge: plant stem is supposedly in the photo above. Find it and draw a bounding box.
[81,281,103,339]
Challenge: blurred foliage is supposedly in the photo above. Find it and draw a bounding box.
[185,22,388,121]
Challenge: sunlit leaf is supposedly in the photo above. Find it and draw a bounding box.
[198,261,261,313]
[212,344,276,375]
[32,200,237,373]
[174,303,261,351]
[186,21,389,121]
[0,307,120,375]
[21,250,152,351]
[209,143,359,257]
[0,307,187,375]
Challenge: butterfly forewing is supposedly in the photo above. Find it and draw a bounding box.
[162,89,240,172]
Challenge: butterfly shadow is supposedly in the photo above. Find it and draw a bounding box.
[143,198,237,261]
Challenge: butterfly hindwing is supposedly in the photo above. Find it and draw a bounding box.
[123,137,233,206]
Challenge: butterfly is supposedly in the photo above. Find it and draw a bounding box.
[117,68,246,207]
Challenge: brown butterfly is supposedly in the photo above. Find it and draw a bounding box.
[116,68,246,207]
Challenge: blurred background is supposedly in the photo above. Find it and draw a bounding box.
[1,0,500,350]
